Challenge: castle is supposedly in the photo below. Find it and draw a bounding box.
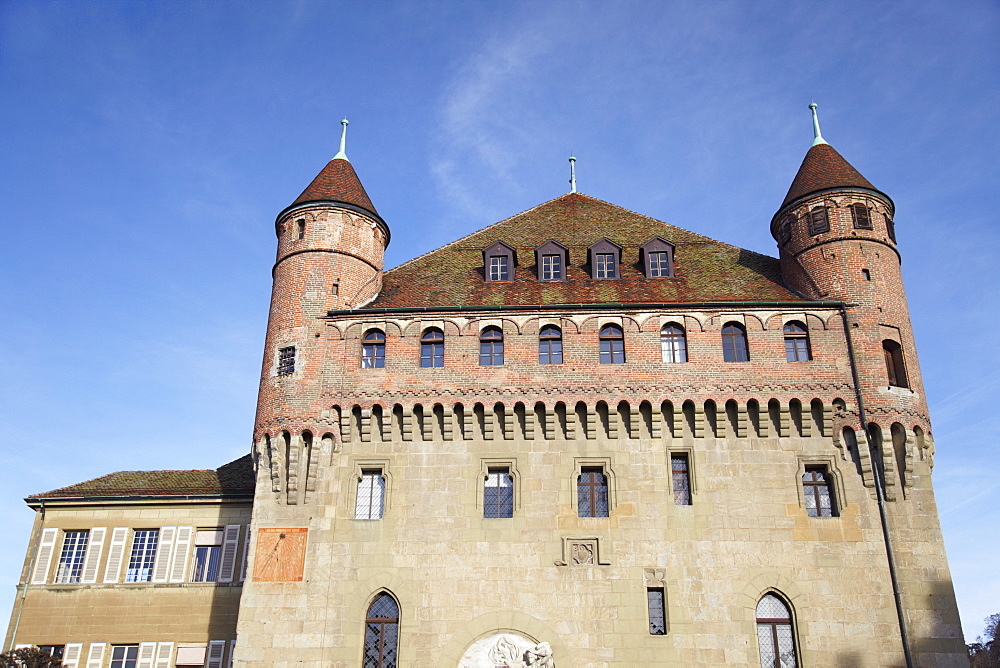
[5,107,968,667]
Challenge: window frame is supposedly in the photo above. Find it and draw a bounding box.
[352,460,391,521]
[782,321,811,362]
[124,528,159,583]
[882,339,908,388]
[478,326,504,366]
[660,323,688,363]
[534,240,569,281]
[110,644,140,668]
[478,458,520,518]
[481,240,516,283]
[807,206,829,235]
[538,325,563,365]
[640,236,676,278]
[647,587,668,635]
[54,530,89,584]
[599,324,625,364]
[670,452,693,506]
[796,458,845,518]
[276,346,296,376]
[191,529,223,583]
[362,329,386,369]
[419,328,444,368]
[588,238,622,280]
[755,592,799,668]
[721,322,749,362]
[483,467,514,519]
[363,592,400,668]
[802,467,837,518]
[577,466,610,518]
[851,203,873,230]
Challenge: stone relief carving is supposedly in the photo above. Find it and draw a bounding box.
[459,633,555,668]
[571,542,594,565]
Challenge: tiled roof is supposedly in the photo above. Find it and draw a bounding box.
[781,143,877,208]
[288,157,379,216]
[368,193,800,309]
[28,455,255,500]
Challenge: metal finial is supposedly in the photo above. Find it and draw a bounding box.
[334,117,350,161]
[569,154,577,193]
[809,102,828,147]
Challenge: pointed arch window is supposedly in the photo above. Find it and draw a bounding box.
[599,324,625,364]
[363,593,399,668]
[420,328,444,368]
[756,593,798,668]
[783,322,811,362]
[660,323,687,363]
[479,327,504,366]
[883,339,908,388]
[721,323,749,362]
[362,330,386,369]
[539,325,563,364]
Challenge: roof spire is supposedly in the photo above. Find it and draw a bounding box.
[569,154,577,193]
[809,102,828,147]
[334,117,350,161]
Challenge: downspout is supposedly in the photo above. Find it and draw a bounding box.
[840,305,913,668]
[8,499,44,651]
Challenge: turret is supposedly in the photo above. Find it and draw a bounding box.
[771,103,926,442]
[255,119,389,439]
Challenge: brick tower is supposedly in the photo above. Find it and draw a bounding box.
[771,104,963,663]
[255,119,390,445]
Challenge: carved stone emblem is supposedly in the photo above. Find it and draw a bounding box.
[459,633,555,668]
[571,542,594,565]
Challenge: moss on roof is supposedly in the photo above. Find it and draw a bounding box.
[370,193,799,309]
[28,455,254,500]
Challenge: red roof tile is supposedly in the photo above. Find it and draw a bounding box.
[289,157,379,216]
[369,193,800,309]
[781,143,877,208]
[29,455,254,500]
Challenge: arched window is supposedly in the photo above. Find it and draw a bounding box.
[362,330,386,369]
[721,323,749,362]
[539,325,563,364]
[756,593,798,668]
[882,340,908,388]
[599,324,625,364]
[479,327,504,366]
[420,328,444,368]
[661,323,687,363]
[783,322,811,362]
[363,592,399,668]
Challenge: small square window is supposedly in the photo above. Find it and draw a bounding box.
[277,346,296,376]
[595,253,617,279]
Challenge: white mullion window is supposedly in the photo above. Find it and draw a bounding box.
[354,470,385,520]
[55,530,89,584]
[125,529,160,582]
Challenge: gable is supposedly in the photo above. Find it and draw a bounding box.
[369,193,798,309]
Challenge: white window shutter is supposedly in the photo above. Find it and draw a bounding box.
[31,528,59,584]
[206,640,226,668]
[62,643,83,668]
[14,644,30,650]
[85,642,106,668]
[217,525,241,583]
[136,642,157,668]
[154,642,174,668]
[151,527,176,583]
[227,640,236,668]
[169,526,193,583]
[102,527,129,583]
[239,525,251,582]
[80,526,106,584]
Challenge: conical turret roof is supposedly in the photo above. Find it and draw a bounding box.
[288,157,379,217]
[781,143,878,208]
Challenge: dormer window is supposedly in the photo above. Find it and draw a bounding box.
[640,237,675,278]
[482,241,516,283]
[588,238,622,280]
[534,240,568,281]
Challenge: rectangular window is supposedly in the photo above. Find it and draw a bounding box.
[647,587,667,635]
[541,254,563,280]
[803,467,837,517]
[489,255,509,281]
[577,467,609,518]
[671,454,692,505]
[595,253,617,279]
[125,529,159,583]
[38,646,64,660]
[647,251,671,278]
[355,470,386,520]
[54,530,89,584]
[483,467,514,518]
[296,219,305,239]
[851,203,872,229]
[110,645,139,668]
[807,207,829,235]
[192,530,222,583]
[277,346,296,376]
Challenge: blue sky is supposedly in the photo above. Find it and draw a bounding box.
[1,0,997,641]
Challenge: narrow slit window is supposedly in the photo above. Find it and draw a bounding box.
[883,340,908,388]
[862,269,871,281]
[886,215,896,242]
[296,219,305,239]
[277,346,296,376]
[647,587,667,635]
[671,454,692,505]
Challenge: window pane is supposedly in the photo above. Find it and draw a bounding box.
[489,255,509,281]
[125,529,159,582]
[648,251,671,277]
[757,624,777,667]
[578,468,609,517]
[596,253,616,278]
[55,531,88,584]
[356,471,385,520]
[484,468,514,518]
[193,545,221,582]
[542,254,562,280]
[722,325,748,362]
[364,594,399,668]
[661,325,687,363]
[647,588,667,634]
[671,454,691,505]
